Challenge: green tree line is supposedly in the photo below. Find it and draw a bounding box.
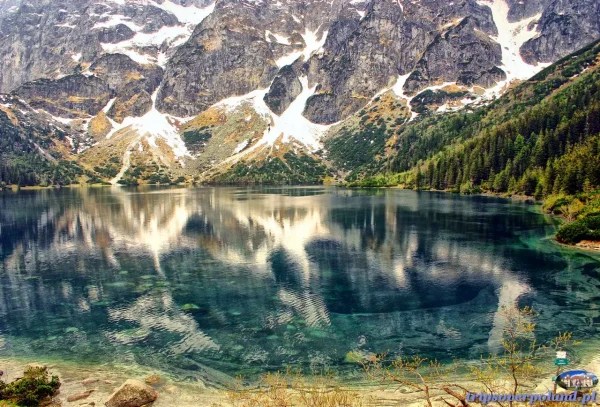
[352,39,600,199]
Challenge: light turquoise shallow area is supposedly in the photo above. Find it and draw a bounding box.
[0,187,599,384]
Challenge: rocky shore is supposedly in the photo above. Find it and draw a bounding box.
[0,359,225,407]
[5,349,600,407]
[576,240,600,252]
[0,358,422,407]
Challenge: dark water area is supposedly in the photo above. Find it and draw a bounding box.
[0,187,599,382]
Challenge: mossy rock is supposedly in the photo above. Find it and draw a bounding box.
[180,303,201,311]
[344,350,365,364]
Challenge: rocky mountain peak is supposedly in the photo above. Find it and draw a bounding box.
[0,0,597,185]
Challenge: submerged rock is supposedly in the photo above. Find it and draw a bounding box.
[144,374,163,386]
[81,377,100,385]
[67,389,94,402]
[104,379,158,407]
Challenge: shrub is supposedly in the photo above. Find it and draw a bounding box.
[556,220,589,244]
[542,194,570,214]
[0,367,60,407]
[561,199,585,221]
[584,215,600,231]
[227,371,365,407]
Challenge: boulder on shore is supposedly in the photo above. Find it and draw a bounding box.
[104,379,158,407]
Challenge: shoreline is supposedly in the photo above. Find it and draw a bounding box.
[391,187,600,254]
[0,182,328,191]
[0,356,418,407]
[4,347,600,407]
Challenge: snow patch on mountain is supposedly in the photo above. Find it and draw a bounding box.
[477,0,549,97]
[392,73,413,101]
[265,30,291,45]
[48,114,77,126]
[112,93,189,157]
[135,92,190,158]
[93,14,141,31]
[274,28,328,68]
[98,1,215,66]
[234,139,250,154]
[301,28,328,59]
[152,1,216,26]
[101,92,190,185]
[261,76,331,151]
[100,43,153,65]
[392,73,416,120]
[101,24,192,65]
[218,89,271,116]
[216,76,333,156]
[276,51,303,68]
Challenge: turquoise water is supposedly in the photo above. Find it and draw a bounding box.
[0,187,599,384]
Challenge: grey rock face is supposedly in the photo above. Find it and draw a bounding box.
[304,0,500,124]
[96,24,136,44]
[89,53,163,94]
[108,85,153,124]
[156,1,280,116]
[0,1,102,93]
[520,0,600,64]
[13,75,113,118]
[405,17,505,95]
[0,0,185,93]
[0,0,21,16]
[304,1,407,124]
[12,52,166,121]
[0,0,596,144]
[156,0,368,116]
[114,3,179,33]
[0,93,91,159]
[506,0,550,22]
[264,65,303,115]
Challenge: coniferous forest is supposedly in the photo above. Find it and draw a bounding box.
[354,40,600,195]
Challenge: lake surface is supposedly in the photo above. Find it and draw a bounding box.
[1,187,599,384]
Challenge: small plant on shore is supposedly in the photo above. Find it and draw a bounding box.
[470,306,543,407]
[363,353,470,407]
[0,367,60,407]
[225,370,366,407]
[363,306,579,407]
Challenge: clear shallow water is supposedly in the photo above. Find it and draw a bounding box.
[0,187,599,384]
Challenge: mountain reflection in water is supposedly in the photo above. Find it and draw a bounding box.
[0,187,599,381]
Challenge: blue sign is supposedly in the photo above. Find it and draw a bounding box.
[556,370,599,390]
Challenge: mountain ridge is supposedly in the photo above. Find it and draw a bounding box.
[0,0,598,186]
